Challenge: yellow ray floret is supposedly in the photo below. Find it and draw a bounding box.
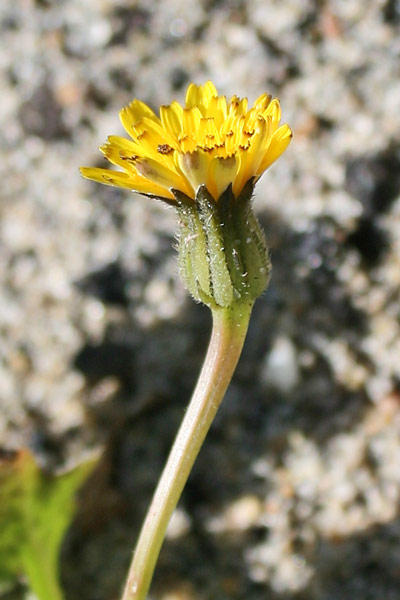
[80,81,292,202]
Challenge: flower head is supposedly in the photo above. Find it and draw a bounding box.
[80,81,292,203]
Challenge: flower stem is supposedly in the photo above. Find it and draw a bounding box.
[121,301,254,600]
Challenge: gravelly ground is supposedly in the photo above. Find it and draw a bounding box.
[1,1,400,599]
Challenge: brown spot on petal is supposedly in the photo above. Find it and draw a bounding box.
[157,144,174,155]
[119,152,138,164]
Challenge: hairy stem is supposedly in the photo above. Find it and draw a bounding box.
[121,301,253,600]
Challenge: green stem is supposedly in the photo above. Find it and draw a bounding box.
[121,301,253,600]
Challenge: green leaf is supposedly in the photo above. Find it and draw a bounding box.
[0,448,97,600]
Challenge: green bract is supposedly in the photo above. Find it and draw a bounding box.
[174,180,271,308]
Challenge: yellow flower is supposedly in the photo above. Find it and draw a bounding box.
[80,81,292,202]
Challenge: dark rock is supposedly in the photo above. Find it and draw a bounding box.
[76,262,130,307]
[19,82,68,140]
[345,144,400,215]
[170,67,189,91]
[73,341,135,390]
[110,7,151,46]
[1,12,19,30]
[109,67,135,93]
[383,0,400,24]
[347,217,389,266]
[85,83,111,110]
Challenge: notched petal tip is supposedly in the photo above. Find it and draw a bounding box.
[79,166,90,178]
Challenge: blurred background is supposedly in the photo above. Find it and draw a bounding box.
[1,0,400,598]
